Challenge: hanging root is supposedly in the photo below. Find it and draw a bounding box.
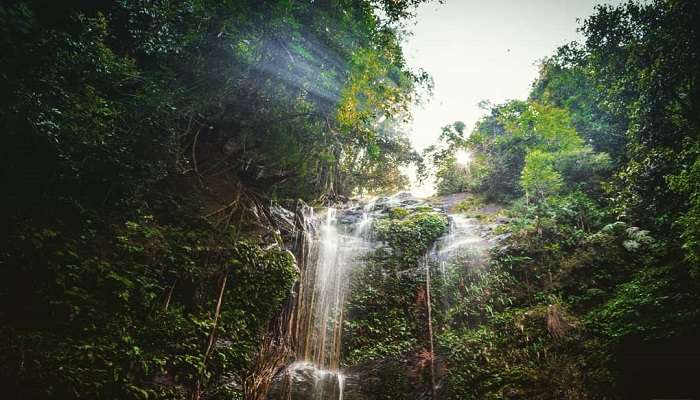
[244,292,296,400]
[245,201,311,399]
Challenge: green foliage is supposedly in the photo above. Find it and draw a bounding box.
[520,150,563,200]
[0,0,430,212]
[374,209,448,264]
[435,188,698,398]
[575,0,700,234]
[1,209,297,399]
[453,197,483,214]
[436,209,653,398]
[419,122,474,195]
[344,1,700,399]
[2,0,699,398]
[0,0,434,397]
[465,100,601,202]
[530,56,627,163]
[344,208,446,370]
[344,271,416,368]
[669,155,700,272]
[554,146,612,196]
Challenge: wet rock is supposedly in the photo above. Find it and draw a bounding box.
[270,204,296,233]
[341,356,442,400]
[373,192,422,212]
[268,362,345,400]
[267,356,435,400]
[338,208,364,225]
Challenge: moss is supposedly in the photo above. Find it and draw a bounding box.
[389,207,410,219]
[374,209,448,265]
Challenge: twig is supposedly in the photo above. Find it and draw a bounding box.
[204,272,228,364]
[193,271,229,400]
[204,198,239,219]
[192,127,202,175]
[164,279,177,311]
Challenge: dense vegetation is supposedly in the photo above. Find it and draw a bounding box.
[425,1,700,398]
[343,206,447,399]
[2,0,698,399]
[0,1,430,398]
[344,206,448,364]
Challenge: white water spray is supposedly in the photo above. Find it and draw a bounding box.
[291,202,375,399]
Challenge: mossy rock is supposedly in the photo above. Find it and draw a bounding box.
[374,209,448,265]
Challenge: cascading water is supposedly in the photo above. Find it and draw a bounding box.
[436,214,488,259]
[287,201,376,399]
[433,214,490,296]
[423,211,493,398]
[337,373,344,400]
[270,194,498,400]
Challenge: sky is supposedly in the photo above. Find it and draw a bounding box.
[401,0,621,195]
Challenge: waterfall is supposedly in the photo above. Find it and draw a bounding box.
[337,373,345,400]
[424,212,491,398]
[271,195,494,400]
[436,215,485,258]
[433,214,489,295]
[289,201,375,399]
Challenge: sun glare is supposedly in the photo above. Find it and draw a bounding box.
[455,149,472,166]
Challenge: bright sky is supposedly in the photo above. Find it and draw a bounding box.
[402,0,621,195]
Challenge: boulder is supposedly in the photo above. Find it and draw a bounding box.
[268,362,345,400]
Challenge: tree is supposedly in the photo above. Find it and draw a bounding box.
[419,121,473,195]
[521,149,563,200]
[577,0,700,234]
[466,100,594,201]
[0,0,437,398]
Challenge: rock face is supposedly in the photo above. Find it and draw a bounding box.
[267,357,440,400]
[333,192,439,228]
[266,193,505,400]
[372,192,427,212]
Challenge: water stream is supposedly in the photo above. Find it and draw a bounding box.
[289,201,376,399]
[436,214,489,260]
[433,214,490,300]
[280,196,491,399]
